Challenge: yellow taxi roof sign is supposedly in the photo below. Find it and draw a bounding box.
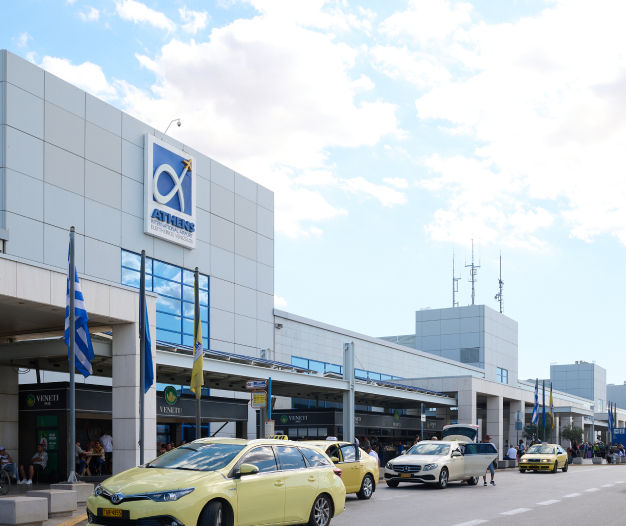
[268,435,288,440]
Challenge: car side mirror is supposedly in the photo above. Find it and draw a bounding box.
[330,457,340,463]
[237,464,259,477]
[452,451,462,457]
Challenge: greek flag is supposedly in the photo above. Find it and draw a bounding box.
[64,246,94,377]
[531,379,539,424]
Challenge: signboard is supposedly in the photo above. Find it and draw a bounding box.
[265,420,275,436]
[269,434,288,440]
[37,415,58,427]
[613,428,626,436]
[247,380,268,390]
[38,430,59,451]
[164,386,178,406]
[251,391,267,408]
[144,134,197,249]
[421,414,426,422]
[20,390,66,411]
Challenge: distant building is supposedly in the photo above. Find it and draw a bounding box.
[607,383,626,411]
[550,362,606,412]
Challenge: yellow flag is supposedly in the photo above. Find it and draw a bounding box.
[549,383,554,429]
[190,274,204,398]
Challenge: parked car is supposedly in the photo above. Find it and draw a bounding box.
[384,440,497,489]
[302,440,379,500]
[87,438,345,526]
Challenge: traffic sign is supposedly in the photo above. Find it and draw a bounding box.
[421,414,426,422]
[247,380,268,390]
[265,420,275,436]
[251,391,267,408]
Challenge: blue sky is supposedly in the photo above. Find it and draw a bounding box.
[3,0,626,384]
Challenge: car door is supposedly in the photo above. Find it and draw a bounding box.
[556,446,566,467]
[463,443,498,477]
[275,445,318,524]
[338,444,361,492]
[234,446,285,526]
[448,446,465,480]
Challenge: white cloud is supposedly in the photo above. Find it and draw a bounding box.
[274,295,287,307]
[370,45,451,88]
[380,0,472,42]
[39,57,117,99]
[116,0,176,33]
[293,170,337,187]
[120,10,397,237]
[179,7,209,34]
[383,177,409,189]
[14,32,31,48]
[341,177,407,207]
[79,7,100,22]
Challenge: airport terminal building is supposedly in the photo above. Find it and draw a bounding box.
[1,50,624,480]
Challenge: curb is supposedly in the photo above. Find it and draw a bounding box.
[53,514,87,526]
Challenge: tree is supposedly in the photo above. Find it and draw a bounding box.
[561,423,584,445]
[522,415,555,442]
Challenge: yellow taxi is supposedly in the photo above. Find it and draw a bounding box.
[86,438,345,526]
[519,443,569,473]
[302,440,379,500]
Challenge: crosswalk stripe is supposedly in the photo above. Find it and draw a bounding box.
[537,500,561,505]
[501,509,531,516]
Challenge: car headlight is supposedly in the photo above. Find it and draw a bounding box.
[146,488,194,502]
[423,463,438,471]
[386,462,394,470]
[541,459,550,463]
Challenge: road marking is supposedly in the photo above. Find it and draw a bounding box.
[54,515,87,526]
[615,481,624,484]
[537,500,561,505]
[569,467,609,473]
[602,484,614,487]
[451,521,488,526]
[563,493,581,498]
[585,488,599,492]
[501,509,531,516]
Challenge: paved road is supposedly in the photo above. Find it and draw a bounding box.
[334,466,626,526]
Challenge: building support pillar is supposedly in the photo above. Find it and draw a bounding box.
[457,390,476,426]
[486,396,503,459]
[509,400,524,448]
[0,365,19,474]
[342,342,355,443]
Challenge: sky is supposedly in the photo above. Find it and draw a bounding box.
[2,0,626,384]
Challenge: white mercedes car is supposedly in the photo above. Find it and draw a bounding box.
[384,440,497,489]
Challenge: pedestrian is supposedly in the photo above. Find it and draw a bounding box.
[18,443,47,484]
[506,444,517,461]
[365,445,380,467]
[482,435,497,486]
[100,430,113,467]
[75,441,87,476]
[0,446,16,482]
[413,436,420,446]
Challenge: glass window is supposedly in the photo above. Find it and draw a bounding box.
[326,364,342,374]
[122,268,141,288]
[308,360,325,373]
[182,269,195,286]
[153,261,182,282]
[292,357,309,369]
[340,444,356,462]
[369,372,381,380]
[199,275,209,290]
[183,285,195,303]
[157,312,182,333]
[292,398,309,409]
[497,368,508,384]
[157,296,182,316]
[147,442,244,471]
[300,447,331,468]
[154,277,182,299]
[121,251,141,271]
[239,446,278,472]
[407,444,450,456]
[182,318,194,336]
[464,443,497,455]
[276,446,307,470]
[355,369,367,378]
[157,329,181,345]
[526,445,555,455]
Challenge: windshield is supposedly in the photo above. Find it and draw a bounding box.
[146,443,245,471]
[407,444,450,456]
[526,445,555,455]
[442,426,478,441]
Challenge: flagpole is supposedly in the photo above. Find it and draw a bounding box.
[139,250,146,464]
[195,268,201,439]
[68,226,77,482]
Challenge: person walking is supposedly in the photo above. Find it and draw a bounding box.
[483,435,497,486]
[100,431,113,467]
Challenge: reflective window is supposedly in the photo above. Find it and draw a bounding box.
[301,448,331,468]
[497,368,508,384]
[146,442,244,471]
[407,444,451,456]
[276,446,307,470]
[240,446,277,472]
[464,443,498,455]
[121,249,209,349]
[340,444,357,462]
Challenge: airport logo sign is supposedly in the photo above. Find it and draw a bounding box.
[144,134,197,249]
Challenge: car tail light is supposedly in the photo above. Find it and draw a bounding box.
[333,468,342,478]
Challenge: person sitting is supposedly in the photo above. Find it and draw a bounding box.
[18,444,47,484]
[89,441,106,474]
[75,441,88,476]
[505,445,518,461]
[0,446,16,482]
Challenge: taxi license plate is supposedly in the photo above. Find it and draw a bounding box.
[103,509,123,518]
[400,473,412,478]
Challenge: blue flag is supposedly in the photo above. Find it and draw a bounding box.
[542,380,546,431]
[608,405,614,439]
[65,246,94,377]
[141,293,154,394]
[531,379,539,424]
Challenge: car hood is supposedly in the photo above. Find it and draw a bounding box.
[101,467,224,494]
[390,455,447,465]
[521,454,555,460]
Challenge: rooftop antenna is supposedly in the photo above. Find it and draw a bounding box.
[494,252,503,313]
[465,238,480,306]
[452,250,460,307]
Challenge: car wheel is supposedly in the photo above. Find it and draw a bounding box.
[435,468,448,489]
[199,501,224,526]
[520,469,526,473]
[466,476,479,486]
[356,474,374,500]
[308,494,332,526]
[386,480,399,488]
[562,461,568,472]
[552,462,558,474]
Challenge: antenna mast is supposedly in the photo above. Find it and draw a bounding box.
[465,239,480,306]
[495,252,503,313]
[453,250,460,307]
